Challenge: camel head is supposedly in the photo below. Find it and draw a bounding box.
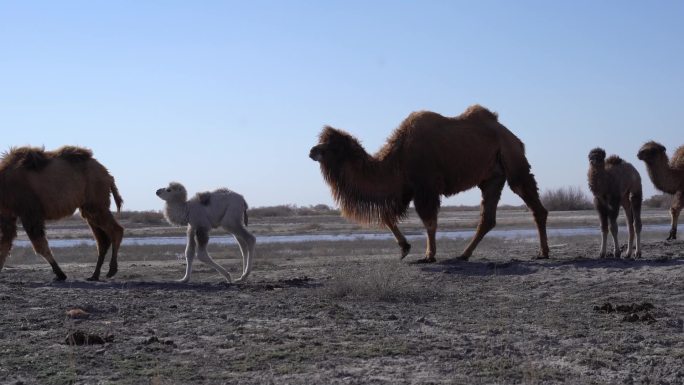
[637,141,667,164]
[156,182,187,202]
[588,148,606,167]
[309,126,366,167]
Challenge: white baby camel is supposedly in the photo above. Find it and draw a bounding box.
[156,182,255,283]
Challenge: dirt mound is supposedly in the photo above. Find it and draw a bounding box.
[593,302,657,324]
[64,330,114,345]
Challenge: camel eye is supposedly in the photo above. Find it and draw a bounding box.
[166,188,171,192]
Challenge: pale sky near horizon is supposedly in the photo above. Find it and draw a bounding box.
[1,1,682,211]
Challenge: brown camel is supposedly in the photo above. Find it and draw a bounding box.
[637,141,684,240]
[309,105,549,263]
[0,146,124,281]
[587,148,642,259]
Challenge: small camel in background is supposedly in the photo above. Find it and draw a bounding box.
[587,148,642,259]
[156,182,255,283]
[0,146,124,281]
[637,141,684,240]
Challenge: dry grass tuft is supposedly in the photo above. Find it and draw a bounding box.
[320,262,438,303]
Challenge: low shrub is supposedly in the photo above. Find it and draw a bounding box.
[643,193,673,209]
[541,186,593,211]
[248,204,339,218]
[118,210,165,225]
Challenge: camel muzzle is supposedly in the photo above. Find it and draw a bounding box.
[309,147,322,162]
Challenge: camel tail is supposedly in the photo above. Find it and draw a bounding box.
[244,202,249,227]
[111,181,123,212]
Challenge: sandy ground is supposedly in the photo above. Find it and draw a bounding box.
[0,210,683,385]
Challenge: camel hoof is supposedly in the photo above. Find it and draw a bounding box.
[54,275,67,282]
[106,268,117,278]
[409,257,436,264]
[86,276,100,282]
[399,244,412,260]
[456,254,470,261]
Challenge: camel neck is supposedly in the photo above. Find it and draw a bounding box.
[325,155,406,225]
[163,201,190,226]
[646,159,678,194]
[587,165,610,196]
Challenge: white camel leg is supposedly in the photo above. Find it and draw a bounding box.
[195,227,232,283]
[232,226,255,282]
[609,219,620,258]
[624,206,635,259]
[179,226,196,283]
[196,248,232,283]
[599,228,608,258]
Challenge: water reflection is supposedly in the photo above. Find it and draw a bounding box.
[15,224,671,248]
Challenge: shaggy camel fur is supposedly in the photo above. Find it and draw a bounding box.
[587,148,643,259]
[637,141,684,240]
[309,105,549,263]
[156,182,255,283]
[0,146,123,281]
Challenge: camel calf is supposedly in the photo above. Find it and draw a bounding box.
[588,148,642,258]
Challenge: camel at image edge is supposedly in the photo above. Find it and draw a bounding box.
[310,105,549,262]
[637,141,684,240]
[0,146,124,281]
[587,148,642,259]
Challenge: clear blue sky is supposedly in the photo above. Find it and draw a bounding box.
[1,1,682,211]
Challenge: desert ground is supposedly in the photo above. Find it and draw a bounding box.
[0,208,682,385]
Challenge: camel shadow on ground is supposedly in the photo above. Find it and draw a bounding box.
[18,275,320,292]
[419,256,684,277]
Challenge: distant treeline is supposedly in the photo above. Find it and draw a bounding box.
[95,191,676,223]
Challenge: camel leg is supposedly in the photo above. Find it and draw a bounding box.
[622,198,635,259]
[231,225,256,282]
[386,221,411,259]
[667,191,683,241]
[413,191,440,263]
[0,216,17,272]
[22,217,66,281]
[630,193,643,258]
[85,220,111,281]
[460,173,506,260]
[596,201,609,258]
[81,209,124,279]
[607,201,620,258]
[178,226,197,283]
[509,175,549,259]
[194,227,232,283]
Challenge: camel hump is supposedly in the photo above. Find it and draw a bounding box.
[459,104,499,122]
[0,147,49,171]
[605,155,624,165]
[55,146,93,162]
[197,192,212,206]
[671,145,684,170]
